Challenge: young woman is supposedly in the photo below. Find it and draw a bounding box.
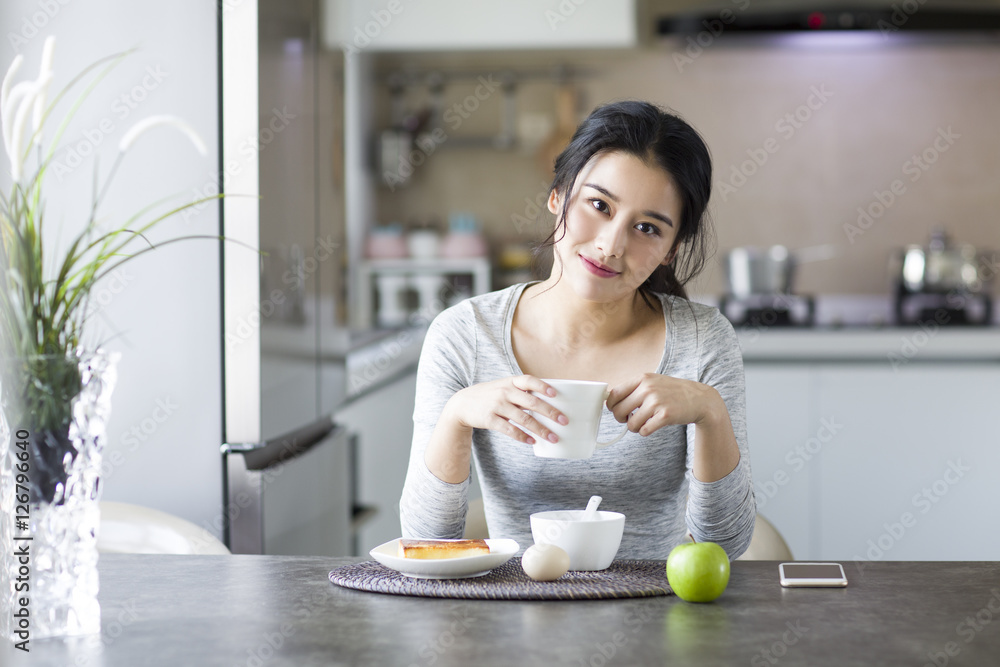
[399,101,756,560]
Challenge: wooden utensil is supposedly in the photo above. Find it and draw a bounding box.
[536,83,578,175]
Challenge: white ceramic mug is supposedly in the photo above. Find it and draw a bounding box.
[530,379,628,459]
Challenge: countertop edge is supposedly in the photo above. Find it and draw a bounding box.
[738,328,1000,362]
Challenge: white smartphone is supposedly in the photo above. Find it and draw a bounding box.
[779,562,848,587]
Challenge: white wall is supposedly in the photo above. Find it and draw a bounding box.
[1,1,224,535]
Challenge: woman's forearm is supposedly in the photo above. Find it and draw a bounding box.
[424,398,475,484]
[692,389,741,483]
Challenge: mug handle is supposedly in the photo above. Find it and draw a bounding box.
[596,424,629,449]
[596,387,628,449]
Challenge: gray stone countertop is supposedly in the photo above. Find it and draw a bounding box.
[4,555,999,666]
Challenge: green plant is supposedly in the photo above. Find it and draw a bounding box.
[0,38,223,501]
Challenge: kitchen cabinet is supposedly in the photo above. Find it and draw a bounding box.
[258,424,353,557]
[335,369,418,553]
[743,332,1000,561]
[816,364,1000,562]
[744,367,816,560]
[322,0,637,52]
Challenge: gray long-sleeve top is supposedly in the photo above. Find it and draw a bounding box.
[399,283,756,560]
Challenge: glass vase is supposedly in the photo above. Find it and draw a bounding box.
[1,349,118,641]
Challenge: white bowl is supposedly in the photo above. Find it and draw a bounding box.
[529,510,625,571]
[406,230,440,259]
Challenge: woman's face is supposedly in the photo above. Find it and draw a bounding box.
[547,151,683,303]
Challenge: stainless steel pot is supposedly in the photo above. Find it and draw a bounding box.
[725,244,835,298]
[892,230,995,294]
[726,246,792,298]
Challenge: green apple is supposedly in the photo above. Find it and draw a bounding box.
[666,537,730,603]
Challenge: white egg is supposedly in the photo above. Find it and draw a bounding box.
[521,544,570,581]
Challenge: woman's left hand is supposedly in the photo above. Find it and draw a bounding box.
[605,373,725,437]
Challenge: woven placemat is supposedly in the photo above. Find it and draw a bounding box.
[328,558,672,600]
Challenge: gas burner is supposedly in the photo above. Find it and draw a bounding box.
[894,290,993,326]
[719,294,816,328]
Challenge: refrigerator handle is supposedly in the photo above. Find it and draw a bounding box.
[221,414,340,553]
[241,415,339,471]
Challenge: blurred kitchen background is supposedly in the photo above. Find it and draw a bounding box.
[4,0,997,562]
[256,0,1000,561]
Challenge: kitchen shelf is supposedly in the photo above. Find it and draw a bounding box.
[357,256,491,329]
[361,256,491,274]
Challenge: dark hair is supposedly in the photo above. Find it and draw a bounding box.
[541,100,714,302]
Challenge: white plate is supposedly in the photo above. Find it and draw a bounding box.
[369,538,519,579]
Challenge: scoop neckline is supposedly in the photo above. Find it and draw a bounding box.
[500,282,674,378]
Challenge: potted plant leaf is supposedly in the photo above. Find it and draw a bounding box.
[0,37,225,640]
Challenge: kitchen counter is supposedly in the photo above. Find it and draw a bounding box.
[687,293,1000,362]
[264,317,1000,368]
[262,320,425,400]
[263,294,1000,367]
[6,555,999,666]
[737,327,1000,362]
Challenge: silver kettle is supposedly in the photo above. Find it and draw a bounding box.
[892,229,994,294]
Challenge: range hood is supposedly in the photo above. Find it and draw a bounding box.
[658,4,1000,35]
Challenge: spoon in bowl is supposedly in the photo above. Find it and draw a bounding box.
[582,495,602,521]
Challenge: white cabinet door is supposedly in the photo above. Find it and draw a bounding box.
[816,364,1000,562]
[336,371,418,553]
[322,0,637,51]
[744,365,816,560]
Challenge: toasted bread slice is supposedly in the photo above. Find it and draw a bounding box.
[398,538,490,560]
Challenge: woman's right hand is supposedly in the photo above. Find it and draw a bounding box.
[444,375,568,446]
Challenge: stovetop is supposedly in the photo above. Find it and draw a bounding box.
[718,294,815,328]
[895,291,993,327]
[705,293,999,328]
